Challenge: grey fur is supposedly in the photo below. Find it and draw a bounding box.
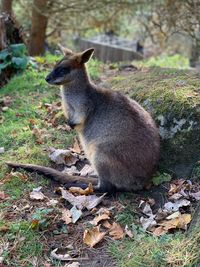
[7,48,160,193]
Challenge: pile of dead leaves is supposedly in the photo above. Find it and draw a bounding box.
[139,179,200,236]
[27,183,128,263]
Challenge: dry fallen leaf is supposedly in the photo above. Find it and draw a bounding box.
[32,127,44,144]
[169,193,183,200]
[83,226,106,247]
[152,226,167,237]
[109,222,124,240]
[155,209,168,221]
[164,199,190,212]
[4,171,28,183]
[140,215,157,231]
[139,200,154,217]
[79,164,95,176]
[70,138,82,154]
[62,166,79,175]
[166,211,181,220]
[102,220,112,229]
[189,191,200,200]
[160,214,191,231]
[30,187,45,200]
[90,213,110,226]
[125,225,134,238]
[66,263,80,267]
[69,183,93,196]
[50,248,73,261]
[0,191,6,200]
[62,209,72,225]
[60,188,106,210]
[49,148,78,166]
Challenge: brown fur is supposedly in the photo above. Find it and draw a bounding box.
[6,47,160,193]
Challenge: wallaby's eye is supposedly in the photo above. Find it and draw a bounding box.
[55,66,71,76]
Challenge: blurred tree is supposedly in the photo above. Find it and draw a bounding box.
[14,0,142,55]
[29,0,48,55]
[1,0,13,15]
[139,0,200,66]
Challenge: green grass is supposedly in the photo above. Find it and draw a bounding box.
[1,221,43,266]
[109,231,200,267]
[0,55,102,266]
[139,54,189,69]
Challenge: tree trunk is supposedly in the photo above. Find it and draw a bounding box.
[189,42,200,67]
[29,0,48,56]
[0,14,7,50]
[1,0,13,15]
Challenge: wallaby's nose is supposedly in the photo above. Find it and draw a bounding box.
[45,75,51,83]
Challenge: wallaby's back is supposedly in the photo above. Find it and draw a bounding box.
[79,85,160,192]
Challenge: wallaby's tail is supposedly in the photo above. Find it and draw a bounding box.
[5,162,98,185]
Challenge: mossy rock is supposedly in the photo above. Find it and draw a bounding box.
[109,67,200,178]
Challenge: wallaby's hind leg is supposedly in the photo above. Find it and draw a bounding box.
[94,163,115,193]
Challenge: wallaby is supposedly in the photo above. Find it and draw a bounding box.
[7,47,160,193]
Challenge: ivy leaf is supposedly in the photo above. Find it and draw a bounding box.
[10,43,27,57]
[11,56,28,69]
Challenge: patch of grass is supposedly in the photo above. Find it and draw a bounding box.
[2,221,43,266]
[139,54,189,69]
[86,58,102,80]
[152,172,172,186]
[0,54,103,266]
[115,193,139,227]
[109,231,200,267]
[3,173,49,200]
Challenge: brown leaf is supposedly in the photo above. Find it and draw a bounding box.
[70,138,82,154]
[60,188,106,210]
[90,213,110,226]
[0,225,9,233]
[152,226,167,236]
[83,226,106,247]
[109,222,124,240]
[69,183,94,196]
[32,127,44,144]
[30,187,45,200]
[102,220,112,229]
[49,148,78,166]
[160,214,192,231]
[61,209,72,225]
[0,191,6,200]
[31,219,40,229]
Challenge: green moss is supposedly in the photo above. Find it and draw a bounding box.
[109,67,200,177]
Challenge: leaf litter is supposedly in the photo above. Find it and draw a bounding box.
[3,131,200,265]
[138,178,200,236]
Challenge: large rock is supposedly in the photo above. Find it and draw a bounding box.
[109,67,200,178]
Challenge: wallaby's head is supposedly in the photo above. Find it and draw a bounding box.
[45,46,94,85]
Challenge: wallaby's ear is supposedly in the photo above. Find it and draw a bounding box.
[77,48,94,64]
[58,43,73,56]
